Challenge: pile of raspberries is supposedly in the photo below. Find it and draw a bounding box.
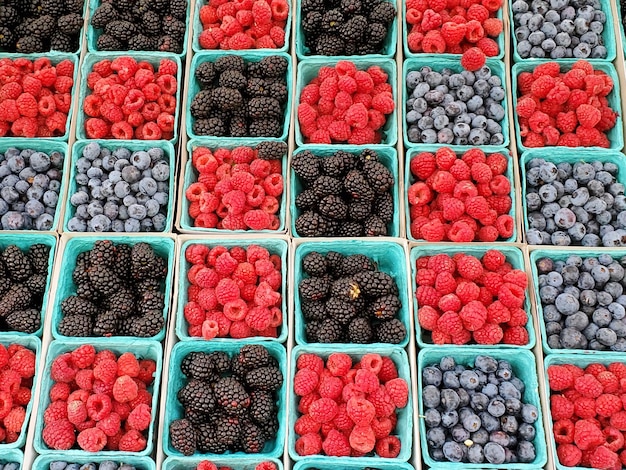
[183,243,283,340]
[0,342,36,445]
[194,462,278,470]
[42,345,157,452]
[185,142,285,231]
[416,250,530,346]
[0,57,75,138]
[190,55,289,138]
[516,60,618,148]
[406,0,503,56]
[408,147,514,242]
[548,362,626,469]
[198,0,289,50]
[83,56,178,140]
[294,352,409,458]
[297,60,395,145]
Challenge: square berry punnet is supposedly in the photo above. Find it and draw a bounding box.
[0,449,22,467]
[163,457,283,470]
[33,455,155,470]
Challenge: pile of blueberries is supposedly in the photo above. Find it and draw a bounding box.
[422,355,539,465]
[48,463,138,470]
[525,158,626,247]
[67,143,170,232]
[512,0,608,59]
[0,147,64,231]
[405,66,506,146]
[536,254,626,352]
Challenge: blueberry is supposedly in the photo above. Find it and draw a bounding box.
[560,327,588,349]
[98,463,119,470]
[29,152,51,172]
[67,217,87,231]
[124,218,141,232]
[80,465,96,470]
[122,165,141,183]
[138,178,158,196]
[596,327,617,346]
[49,463,68,470]
[442,440,464,462]
[427,426,446,449]
[441,410,459,428]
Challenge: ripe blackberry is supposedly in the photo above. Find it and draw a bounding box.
[128,34,157,50]
[315,318,343,343]
[113,0,134,11]
[348,200,372,221]
[138,291,165,314]
[262,416,279,441]
[128,309,164,337]
[299,276,330,302]
[249,119,282,137]
[340,15,367,41]
[246,78,269,97]
[181,352,214,380]
[169,0,187,19]
[303,11,323,36]
[229,117,247,137]
[318,195,348,220]
[344,170,375,202]
[16,36,46,54]
[140,11,162,36]
[0,286,32,315]
[321,151,356,177]
[354,270,395,297]
[312,176,343,199]
[322,9,344,32]
[305,321,321,342]
[105,20,137,41]
[178,379,216,413]
[209,351,231,373]
[159,33,183,53]
[0,28,14,48]
[295,190,319,211]
[2,246,33,282]
[314,34,345,55]
[325,251,345,277]
[88,266,122,297]
[337,222,364,237]
[65,0,84,13]
[105,290,134,318]
[0,7,19,27]
[357,149,380,166]
[230,353,248,379]
[195,62,217,87]
[326,297,357,324]
[130,243,163,281]
[50,31,76,51]
[237,345,271,370]
[368,22,387,44]
[369,1,395,23]
[61,296,98,317]
[96,34,123,51]
[91,3,118,29]
[256,141,287,160]
[302,0,324,12]
[72,253,91,285]
[245,366,283,392]
[212,87,244,112]
[338,255,375,277]
[196,423,228,453]
[373,193,393,223]
[214,415,240,447]
[169,418,196,456]
[57,13,83,35]
[89,240,117,267]
[303,252,327,277]
[4,309,40,334]
[75,282,98,302]
[24,274,47,297]
[215,55,246,73]
[330,277,361,301]
[259,56,288,78]
[240,420,265,453]
[292,151,321,183]
[341,0,362,13]
[194,118,226,137]
[375,318,406,344]
[41,0,64,17]
[162,15,185,39]
[92,310,119,336]
[302,300,326,321]
[218,70,247,90]
[370,294,401,320]
[114,244,132,280]
[365,215,388,236]
[249,390,275,424]
[268,81,288,104]
[363,160,394,193]
[213,377,250,415]
[190,90,213,119]
[348,317,374,343]
[248,97,282,120]
[58,314,94,337]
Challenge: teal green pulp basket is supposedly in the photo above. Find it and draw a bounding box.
[0,335,41,451]
[509,0,616,63]
[187,51,292,142]
[294,457,415,470]
[289,345,413,462]
[50,235,175,341]
[403,58,509,150]
[410,244,536,349]
[404,145,516,243]
[290,145,400,238]
[76,52,183,144]
[0,233,56,337]
[176,238,289,342]
[33,455,156,470]
[164,457,283,469]
[512,60,624,152]
[180,139,287,233]
[0,449,23,467]
[34,338,163,457]
[0,139,69,233]
[163,341,287,459]
[294,240,410,348]
[64,140,176,233]
[520,148,626,246]
[418,347,547,469]
[294,58,398,147]
[618,4,626,59]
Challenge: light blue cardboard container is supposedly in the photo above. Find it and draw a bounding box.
[290,145,400,238]
[418,347,547,469]
[0,449,23,467]
[34,338,163,457]
[33,455,156,470]
[176,237,289,342]
[64,140,176,233]
[187,51,292,142]
[0,233,56,337]
[410,244,536,349]
[0,335,41,451]
[76,52,183,144]
[163,341,287,459]
[509,0,616,63]
[520,148,626,246]
[50,235,175,341]
[294,457,415,470]
[289,345,413,462]
[180,139,287,233]
[294,58,398,147]
[512,60,624,152]
[403,58,509,150]
[293,240,410,348]
[163,457,283,469]
[0,139,70,233]
[404,145,516,243]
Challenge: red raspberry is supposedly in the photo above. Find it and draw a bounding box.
[440,21,466,46]
[596,393,622,417]
[327,353,352,377]
[376,357,398,383]
[483,17,503,37]
[551,395,574,421]
[503,325,529,345]
[112,375,139,403]
[346,396,376,425]
[611,411,626,430]
[66,400,87,426]
[590,446,620,469]
[97,412,121,437]
[557,443,582,467]
[349,425,376,453]
[51,353,77,384]
[418,306,440,331]
[456,255,483,280]
[309,398,338,423]
[126,403,151,431]
[473,323,503,345]
[119,429,147,452]
[294,368,320,397]
[43,418,76,450]
[460,47,486,72]
[296,432,323,456]
[355,369,379,394]
[459,301,487,331]
[553,419,575,444]
[575,374,604,399]
[295,414,321,435]
[576,103,602,129]
[376,435,401,458]
[436,311,464,336]
[319,429,350,456]
[574,418,604,450]
[385,378,408,408]
[359,354,383,375]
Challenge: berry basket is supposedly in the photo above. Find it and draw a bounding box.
[33,338,163,457]
[511,60,624,152]
[33,455,156,470]
[617,3,626,59]
[49,235,176,341]
[163,457,283,469]
[75,52,183,145]
[293,457,415,470]
[404,145,517,243]
[290,145,401,238]
[417,347,547,469]
[0,139,70,233]
[0,233,56,337]
[175,237,289,342]
[0,449,23,467]
[186,51,293,142]
[294,57,398,147]
[63,140,177,233]
[0,334,41,451]
[294,0,397,60]
[402,57,510,150]
[410,244,536,349]
[293,240,411,348]
[508,0,616,63]
[179,139,288,234]
[162,341,287,459]
[87,0,192,57]
[288,344,413,462]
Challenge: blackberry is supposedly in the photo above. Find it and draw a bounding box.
[128,34,157,50]
[215,55,246,73]
[88,266,122,297]
[178,379,216,413]
[245,366,283,391]
[322,9,344,32]
[0,28,14,48]
[65,0,84,13]
[219,70,247,90]
[15,34,44,52]
[212,87,243,112]
[337,221,364,237]
[302,252,327,277]
[340,15,367,41]
[315,318,343,343]
[130,243,162,280]
[344,170,375,201]
[215,415,240,447]
[72,253,91,285]
[96,34,123,51]
[248,97,282,120]
[113,0,134,11]
[114,244,132,280]
[240,420,265,453]
[181,352,214,380]
[262,416,280,441]
[229,117,248,137]
[303,11,323,35]
[249,119,282,137]
[128,309,164,337]
[302,300,326,321]
[58,314,93,337]
[331,277,361,301]
[321,151,355,177]
[0,285,31,318]
[259,56,288,78]
[209,351,231,373]
[61,296,98,317]
[369,1,396,23]
[105,20,137,41]
[373,193,393,223]
[246,78,269,97]
[0,277,13,299]
[292,151,321,183]
[159,33,183,53]
[348,317,374,343]
[162,15,185,39]
[325,251,345,276]
[141,11,162,36]
[230,353,248,379]
[184,407,209,426]
[2,246,32,282]
[302,0,324,12]
[368,22,387,44]
[295,190,319,211]
[325,297,357,324]
[299,276,329,302]
[363,160,394,193]
[50,31,76,51]
[348,200,372,221]
[247,62,263,78]
[354,270,396,297]
[318,195,348,220]
[322,218,340,236]
[341,0,362,14]
[89,240,117,267]
[256,141,287,160]
[375,318,406,344]
[91,3,118,28]
[137,289,164,311]
[105,290,134,318]
[364,215,388,236]
[4,309,40,334]
[92,310,119,336]
[249,390,275,424]
[24,274,47,297]
[213,377,250,415]
[268,81,288,104]
[195,62,217,87]
[339,254,376,276]
[314,34,345,55]
[169,0,187,19]
[370,294,401,320]
[237,345,271,370]
[190,91,214,119]
[0,7,19,27]
[169,418,196,456]
[194,118,226,136]
[313,176,343,199]
[305,321,321,342]
[196,423,228,453]
[57,13,83,35]
[41,0,64,17]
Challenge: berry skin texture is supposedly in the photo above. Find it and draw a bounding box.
[461,47,486,72]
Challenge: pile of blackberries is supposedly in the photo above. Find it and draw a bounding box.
[169,345,283,456]
[422,355,539,465]
[90,0,188,53]
[298,251,406,344]
[0,0,84,53]
[190,55,289,138]
[301,0,396,56]
[58,240,168,338]
[48,463,137,470]
[0,244,50,334]
[293,149,394,237]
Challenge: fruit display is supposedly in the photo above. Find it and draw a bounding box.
[191,462,279,470]
[45,463,142,470]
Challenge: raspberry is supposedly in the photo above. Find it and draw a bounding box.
[43,418,76,450]
[296,432,323,456]
[551,395,575,421]
[575,374,604,399]
[595,393,622,417]
[574,419,604,450]
[349,425,376,453]
[385,378,409,408]
[66,400,87,426]
[461,47,486,72]
[119,429,147,452]
[576,103,602,129]
[611,411,626,430]
[355,369,379,394]
[473,322,503,345]
[376,435,401,458]
[51,353,77,384]
[112,375,139,403]
[96,411,122,437]
[309,398,339,423]
[346,396,376,425]
[557,443,582,467]
[126,403,151,431]
[503,325,529,345]
[590,446,620,469]
[459,300,487,331]
[327,353,352,377]
[456,255,483,280]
